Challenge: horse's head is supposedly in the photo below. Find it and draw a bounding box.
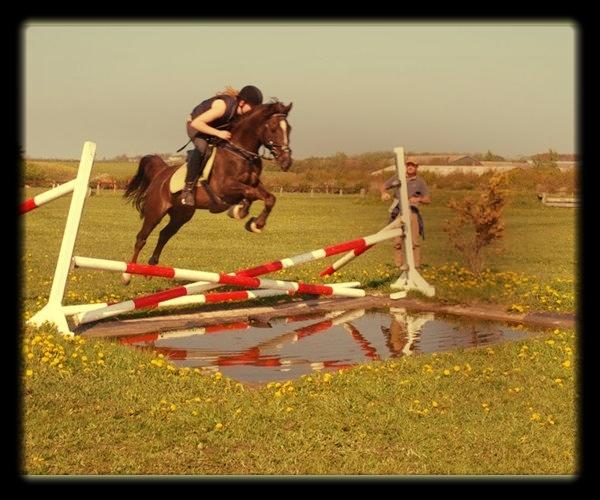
[260,102,293,171]
[230,100,294,171]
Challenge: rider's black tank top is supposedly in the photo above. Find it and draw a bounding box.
[190,95,238,129]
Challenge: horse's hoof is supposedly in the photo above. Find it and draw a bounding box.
[121,273,131,285]
[245,217,262,233]
[227,204,243,220]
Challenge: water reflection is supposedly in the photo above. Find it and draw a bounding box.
[119,307,535,384]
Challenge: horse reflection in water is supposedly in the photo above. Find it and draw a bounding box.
[122,101,293,284]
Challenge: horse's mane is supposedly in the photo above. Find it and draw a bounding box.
[229,99,288,132]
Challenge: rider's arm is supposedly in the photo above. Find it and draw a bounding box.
[189,99,232,140]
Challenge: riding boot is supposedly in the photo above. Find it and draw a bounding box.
[181,181,196,206]
[181,149,204,206]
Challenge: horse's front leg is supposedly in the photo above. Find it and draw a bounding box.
[244,182,276,233]
[227,198,252,220]
[226,182,276,233]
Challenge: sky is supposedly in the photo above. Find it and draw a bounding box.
[23,21,577,160]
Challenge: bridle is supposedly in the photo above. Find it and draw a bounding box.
[261,113,292,161]
[218,112,292,164]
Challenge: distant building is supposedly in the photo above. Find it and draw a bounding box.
[371,159,529,177]
[370,153,579,177]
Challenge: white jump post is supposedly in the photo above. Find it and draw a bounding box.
[27,141,96,335]
[389,146,435,298]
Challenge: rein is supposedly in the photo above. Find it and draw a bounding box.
[220,113,292,163]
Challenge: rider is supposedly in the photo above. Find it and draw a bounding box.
[180,85,264,206]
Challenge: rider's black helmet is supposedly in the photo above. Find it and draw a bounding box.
[238,85,263,105]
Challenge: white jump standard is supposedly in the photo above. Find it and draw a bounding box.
[27,142,96,334]
[389,147,435,298]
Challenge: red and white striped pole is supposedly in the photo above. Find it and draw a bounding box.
[70,228,400,322]
[70,227,401,326]
[75,289,286,325]
[72,255,366,298]
[19,179,77,214]
[119,228,402,286]
[320,220,400,276]
[73,281,360,326]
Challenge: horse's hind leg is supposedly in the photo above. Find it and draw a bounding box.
[122,212,166,285]
[148,207,195,266]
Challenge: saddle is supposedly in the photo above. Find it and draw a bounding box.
[169,145,218,194]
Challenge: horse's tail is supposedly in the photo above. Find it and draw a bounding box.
[123,155,165,217]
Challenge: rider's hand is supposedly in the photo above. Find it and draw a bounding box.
[381,192,391,201]
[217,130,232,141]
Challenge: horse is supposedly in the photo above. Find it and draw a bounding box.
[121,100,293,285]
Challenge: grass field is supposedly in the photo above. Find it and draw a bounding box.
[20,188,578,476]
[21,188,576,316]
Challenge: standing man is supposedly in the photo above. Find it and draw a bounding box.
[380,161,431,269]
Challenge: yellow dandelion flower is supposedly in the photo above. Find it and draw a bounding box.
[562,360,571,368]
[431,401,438,408]
[453,365,460,372]
[530,413,541,421]
[443,369,451,376]
[214,422,223,431]
[26,369,33,377]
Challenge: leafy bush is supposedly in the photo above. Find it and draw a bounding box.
[443,174,509,274]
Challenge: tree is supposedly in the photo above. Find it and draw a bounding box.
[443,174,508,274]
[483,150,505,161]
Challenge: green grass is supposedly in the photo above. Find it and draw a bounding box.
[22,323,577,475]
[20,189,578,475]
[21,189,576,316]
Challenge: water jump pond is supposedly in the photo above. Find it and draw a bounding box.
[117,307,539,384]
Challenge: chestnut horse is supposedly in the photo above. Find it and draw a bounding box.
[122,100,293,284]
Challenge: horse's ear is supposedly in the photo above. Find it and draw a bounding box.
[284,102,293,115]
